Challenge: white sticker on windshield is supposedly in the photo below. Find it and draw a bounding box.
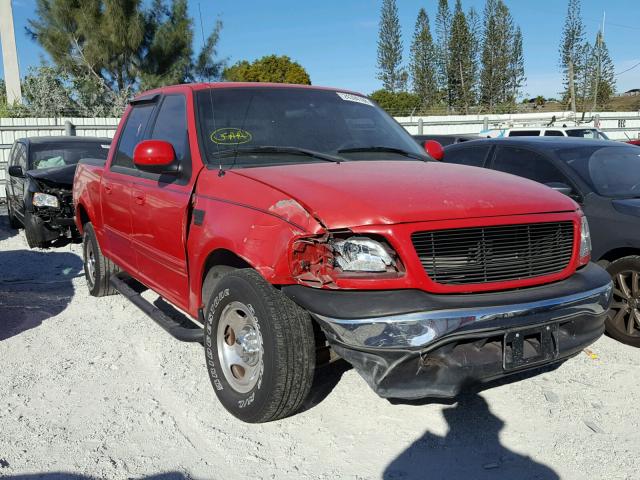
[337,92,374,106]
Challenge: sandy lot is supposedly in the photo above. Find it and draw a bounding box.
[0,208,639,480]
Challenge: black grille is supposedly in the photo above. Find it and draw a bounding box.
[412,222,574,285]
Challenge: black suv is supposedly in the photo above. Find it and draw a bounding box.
[443,137,640,347]
[5,136,111,248]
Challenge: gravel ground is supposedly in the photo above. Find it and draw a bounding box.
[0,208,639,480]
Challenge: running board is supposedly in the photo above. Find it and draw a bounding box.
[110,273,204,343]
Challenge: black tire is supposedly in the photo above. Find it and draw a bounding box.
[24,211,46,249]
[83,222,119,297]
[204,268,315,423]
[605,256,640,347]
[7,199,21,229]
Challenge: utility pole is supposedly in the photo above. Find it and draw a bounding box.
[0,0,22,104]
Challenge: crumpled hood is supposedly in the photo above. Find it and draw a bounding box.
[26,164,77,189]
[233,161,577,228]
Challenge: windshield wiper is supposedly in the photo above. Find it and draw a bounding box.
[337,146,428,161]
[213,146,342,163]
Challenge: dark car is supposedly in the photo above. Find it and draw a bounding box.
[412,133,478,147]
[5,136,111,248]
[442,136,640,346]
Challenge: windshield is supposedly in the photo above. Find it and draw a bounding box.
[30,141,110,170]
[565,128,609,140]
[557,145,640,197]
[195,87,426,167]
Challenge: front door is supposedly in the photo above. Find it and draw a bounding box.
[130,93,193,309]
[10,142,28,221]
[102,102,158,273]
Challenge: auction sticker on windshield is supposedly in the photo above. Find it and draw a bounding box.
[211,128,253,145]
[336,92,374,106]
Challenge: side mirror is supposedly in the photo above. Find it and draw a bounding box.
[546,182,573,196]
[133,140,178,174]
[424,140,444,161]
[8,165,24,177]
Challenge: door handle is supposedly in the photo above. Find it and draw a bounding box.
[103,183,113,194]
[134,191,145,205]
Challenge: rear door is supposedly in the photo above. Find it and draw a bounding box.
[101,102,157,272]
[130,93,194,308]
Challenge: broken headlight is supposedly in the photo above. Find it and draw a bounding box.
[331,237,396,272]
[32,192,60,208]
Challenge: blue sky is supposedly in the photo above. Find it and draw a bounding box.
[2,0,639,98]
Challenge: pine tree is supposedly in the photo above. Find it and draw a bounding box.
[559,0,586,108]
[466,6,481,105]
[508,26,526,103]
[377,0,406,92]
[589,31,616,110]
[480,0,516,109]
[435,0,452,106]
[448,0,474,113]
[410,8,438,109]
[27,0,225,94]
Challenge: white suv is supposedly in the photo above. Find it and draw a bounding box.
[480,127,610,140]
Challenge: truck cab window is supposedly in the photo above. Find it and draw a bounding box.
[150,95,189,163]
[112,104,156,170]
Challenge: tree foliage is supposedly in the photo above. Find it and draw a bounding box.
[409,8,437,107]
[448,0,475,112]
[27,0,225,95]
[370,89,420,115]
[435,0,452,103]
[223,55,311,84]
[376,0,406,92]
[479,0,520,109]
[559,0,586,104]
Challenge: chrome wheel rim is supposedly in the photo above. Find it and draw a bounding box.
[610,270,640,337]
[217,301,264,394]
[86,241,96,288]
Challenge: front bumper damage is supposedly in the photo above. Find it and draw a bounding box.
[283,263,612,399]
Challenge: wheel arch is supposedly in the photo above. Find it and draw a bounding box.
[598,247,640,265]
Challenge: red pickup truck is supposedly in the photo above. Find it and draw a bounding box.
[73,83,612,423]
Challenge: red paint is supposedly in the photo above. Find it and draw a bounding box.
[73,82,584,320]
[424,140,444,160]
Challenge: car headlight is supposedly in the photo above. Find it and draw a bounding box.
[32,192,59,208]
[579,216,591,264]
[331,237,396,272]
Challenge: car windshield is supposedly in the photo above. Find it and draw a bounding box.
[556,145,640,197]
[565,128,609,140]
[195,87,427,167]
[30,141,110,170]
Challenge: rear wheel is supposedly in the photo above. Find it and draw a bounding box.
[204,269,315,423]
[606,256,640,347]
[83,222,119,297]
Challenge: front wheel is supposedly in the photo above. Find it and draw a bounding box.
[606,256,640,347]
[204,269,315,423]
[7,200,21,229]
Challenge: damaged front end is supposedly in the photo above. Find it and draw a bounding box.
[283,263,612,400]
[27,174,77,243]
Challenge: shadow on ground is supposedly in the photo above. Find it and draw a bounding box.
[0,473,190,480]
[384,392,559,480]
[0,249,83,341]
[0,209,19,242]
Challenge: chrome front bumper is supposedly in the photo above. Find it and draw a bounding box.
[313,282,612,350]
